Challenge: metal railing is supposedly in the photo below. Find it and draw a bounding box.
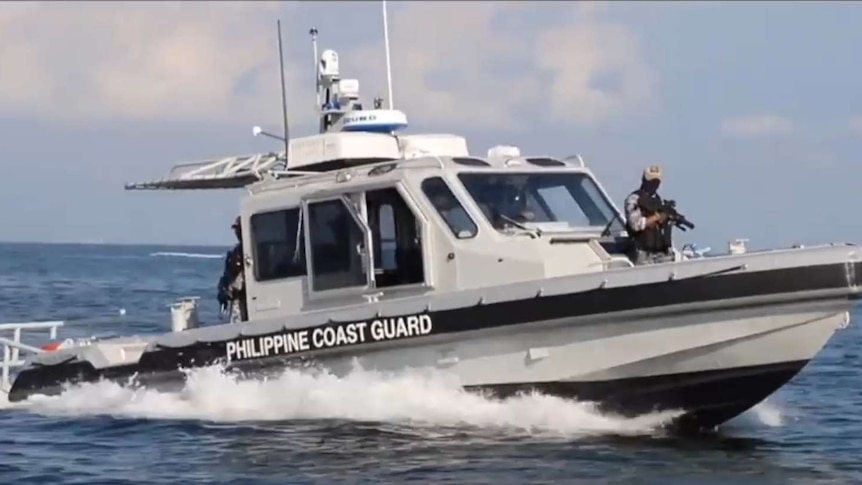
[0,321,64,393]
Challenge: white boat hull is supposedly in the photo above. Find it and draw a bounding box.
[303,297,850,431]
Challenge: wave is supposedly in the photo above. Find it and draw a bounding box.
[10,365,683,438]
[150,252,222,259]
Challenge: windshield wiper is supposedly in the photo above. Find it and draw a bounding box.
[499,214,542,238]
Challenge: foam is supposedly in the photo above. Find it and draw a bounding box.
[13,364,683,438]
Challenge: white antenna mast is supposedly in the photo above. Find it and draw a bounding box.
[382,0,394,109]
[277,20,290,158]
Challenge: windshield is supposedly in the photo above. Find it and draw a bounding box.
[457,172,623,232]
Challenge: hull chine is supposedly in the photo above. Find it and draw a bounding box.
[469,359,809,433]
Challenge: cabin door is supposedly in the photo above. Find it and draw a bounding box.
[364,187,425,288]
[304,196,373,293]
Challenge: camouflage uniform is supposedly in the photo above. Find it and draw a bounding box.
[633,248,675,265]
[227,270,246,323]
[624,192,648,234]
[625,166,675,266]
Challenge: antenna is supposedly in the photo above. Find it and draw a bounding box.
[382,0,394,109]
[310,27,320,110]
[277,19,290,159]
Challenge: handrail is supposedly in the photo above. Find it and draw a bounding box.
[0,337,45,354]
[0,321,63,334]
[0,320,64,393]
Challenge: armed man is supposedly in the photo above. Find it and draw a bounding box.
[217,216,248,323]
[624,165,694,265]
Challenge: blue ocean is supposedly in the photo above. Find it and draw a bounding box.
[0,242,860,484]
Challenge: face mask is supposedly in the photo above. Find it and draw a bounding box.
[641,178,661,194]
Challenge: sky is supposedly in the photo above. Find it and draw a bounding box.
[1,1,861,251]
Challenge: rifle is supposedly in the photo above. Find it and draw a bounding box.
[639,196,696,231]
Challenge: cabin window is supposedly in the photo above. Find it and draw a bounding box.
[452,157,491,167]
[537,185,590,227]
[306,198,370,292]
[457,172,620,231]
[299,157,398,173]
[421,177,478,239]
[365,187,425,287]
[250,208,307,282]
[525,157,566,167]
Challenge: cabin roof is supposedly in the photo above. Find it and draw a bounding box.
[125,127,590,193]
[244,150,593,201]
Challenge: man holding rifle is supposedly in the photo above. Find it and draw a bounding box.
[624,165,695,265]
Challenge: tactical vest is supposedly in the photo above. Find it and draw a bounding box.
[224,245,244,283]
[628,189,672,253]
[218,246,245,298]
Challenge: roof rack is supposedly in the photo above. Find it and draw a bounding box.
[125,152,287,191]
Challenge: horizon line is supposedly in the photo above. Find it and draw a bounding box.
[0,239,231,248]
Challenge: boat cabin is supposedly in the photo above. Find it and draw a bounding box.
[236,128,633,321]
[125,41,636,323]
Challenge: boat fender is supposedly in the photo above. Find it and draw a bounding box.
[39,338,82,352]
[39,338,80,352]
[40,342,62,351]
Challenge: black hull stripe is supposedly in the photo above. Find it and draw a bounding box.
[468,359,810,433]
[8,261,860,401]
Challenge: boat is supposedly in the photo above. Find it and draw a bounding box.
[4,10,862,434]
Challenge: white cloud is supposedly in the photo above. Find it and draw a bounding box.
[342,2,539,131]
[535,7,658,126]
[849,117,862,137]
[335,2,658,130]
[720,114,794,137]
[0,2,656,131]
[0,1,296,125]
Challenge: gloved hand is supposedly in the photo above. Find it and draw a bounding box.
[648,212,666,226]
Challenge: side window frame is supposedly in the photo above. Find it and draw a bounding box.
[420,176,479,240]
[249,206,307,283]
[302,194,375,299]
[366,182,434,290]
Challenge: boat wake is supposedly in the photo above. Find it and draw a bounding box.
[752,401,785,427]
[149,251,222,259]
[728,399,786,428]
[6,365,686,438]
